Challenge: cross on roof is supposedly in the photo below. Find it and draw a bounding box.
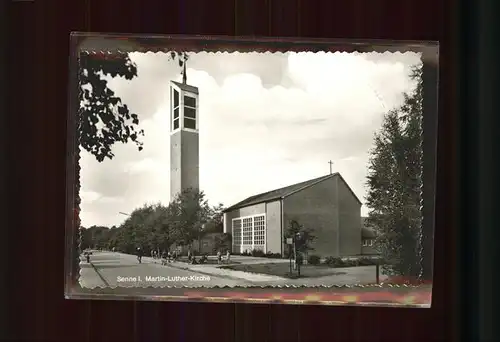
[328,160,334,175]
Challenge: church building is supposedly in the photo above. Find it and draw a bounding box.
[167,68,364,258]
[222,173,363,258]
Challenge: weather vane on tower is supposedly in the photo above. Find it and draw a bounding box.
[182,59,187,84]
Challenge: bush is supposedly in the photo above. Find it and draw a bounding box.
[324,257,359,267]
[323,256,384,268]
[357,256,377,266]
[265,252,282,259]
[251,249,266,257]
[324,256,344,267]
[307,254,321,265]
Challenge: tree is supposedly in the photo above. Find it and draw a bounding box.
[78,51,189,161]
[203,203,225,233]
[214,233,232,253]
[147,204,175,251]
[365,64,423,278]
[79,227,92,250]
[284,220,316,256]
[168,188,212,247]
[89,191,223,256]
[79,225,111,250]
[79,53,144,162]
[119,204,158,251]
[78,50,188,162]
[74,52,188,280]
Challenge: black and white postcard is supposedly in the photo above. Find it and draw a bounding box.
[66,36,437,305]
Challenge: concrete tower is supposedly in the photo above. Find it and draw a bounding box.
[169,70,199,202]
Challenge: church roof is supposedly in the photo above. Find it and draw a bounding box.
[171,80,199,94]
[223,173,362,212]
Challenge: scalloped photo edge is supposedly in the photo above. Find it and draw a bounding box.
[64,34,438,307]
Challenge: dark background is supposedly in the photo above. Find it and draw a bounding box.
[4,0,486,340]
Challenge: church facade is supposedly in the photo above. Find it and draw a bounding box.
[222,173,363,258]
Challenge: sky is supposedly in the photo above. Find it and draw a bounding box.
[79,51,421,227]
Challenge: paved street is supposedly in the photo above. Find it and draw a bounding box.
[79,251,388,289]
[81,251,253,288]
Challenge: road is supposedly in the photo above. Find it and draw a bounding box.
[81,251,252,288]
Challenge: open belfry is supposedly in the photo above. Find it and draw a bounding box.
[169,61,200,201]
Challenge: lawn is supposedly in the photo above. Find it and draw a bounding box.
[220,262,349,279]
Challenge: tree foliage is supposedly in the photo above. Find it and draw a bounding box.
[214,233,232,252]
[78,53,143,162]
[284,219,316,254]
[365,65,423,278]
[168,188,218,245]
[78,51,189,162]
[81,189,225,254]
[76,50,189,171]
[76,52,190,271]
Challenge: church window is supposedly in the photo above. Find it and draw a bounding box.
[184,95,196,108]
[173,89,179,107]
[172,89,180,132]
[242,218,253,250]
[232,214,266,253]
[363,239,374,247]
[184,117,196,129]
[184,107,196,119]
[253,215,265,251]
[232,219,242,246]
[183,95,197,130]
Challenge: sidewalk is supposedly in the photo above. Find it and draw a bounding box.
[78,259,108,288]
[106,252,392,286]
[164,260,287,283]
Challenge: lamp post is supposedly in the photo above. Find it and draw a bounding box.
[294,232,304,276]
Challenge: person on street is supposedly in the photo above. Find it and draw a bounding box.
[136,247,143,263]
[161,250,167,265]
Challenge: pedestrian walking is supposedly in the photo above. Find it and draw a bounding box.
[136,247,142,263]
[161,250,167,265]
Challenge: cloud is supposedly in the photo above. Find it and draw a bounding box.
[80,51,420,227]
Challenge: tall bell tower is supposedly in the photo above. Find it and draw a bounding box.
[169,63,199,201]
